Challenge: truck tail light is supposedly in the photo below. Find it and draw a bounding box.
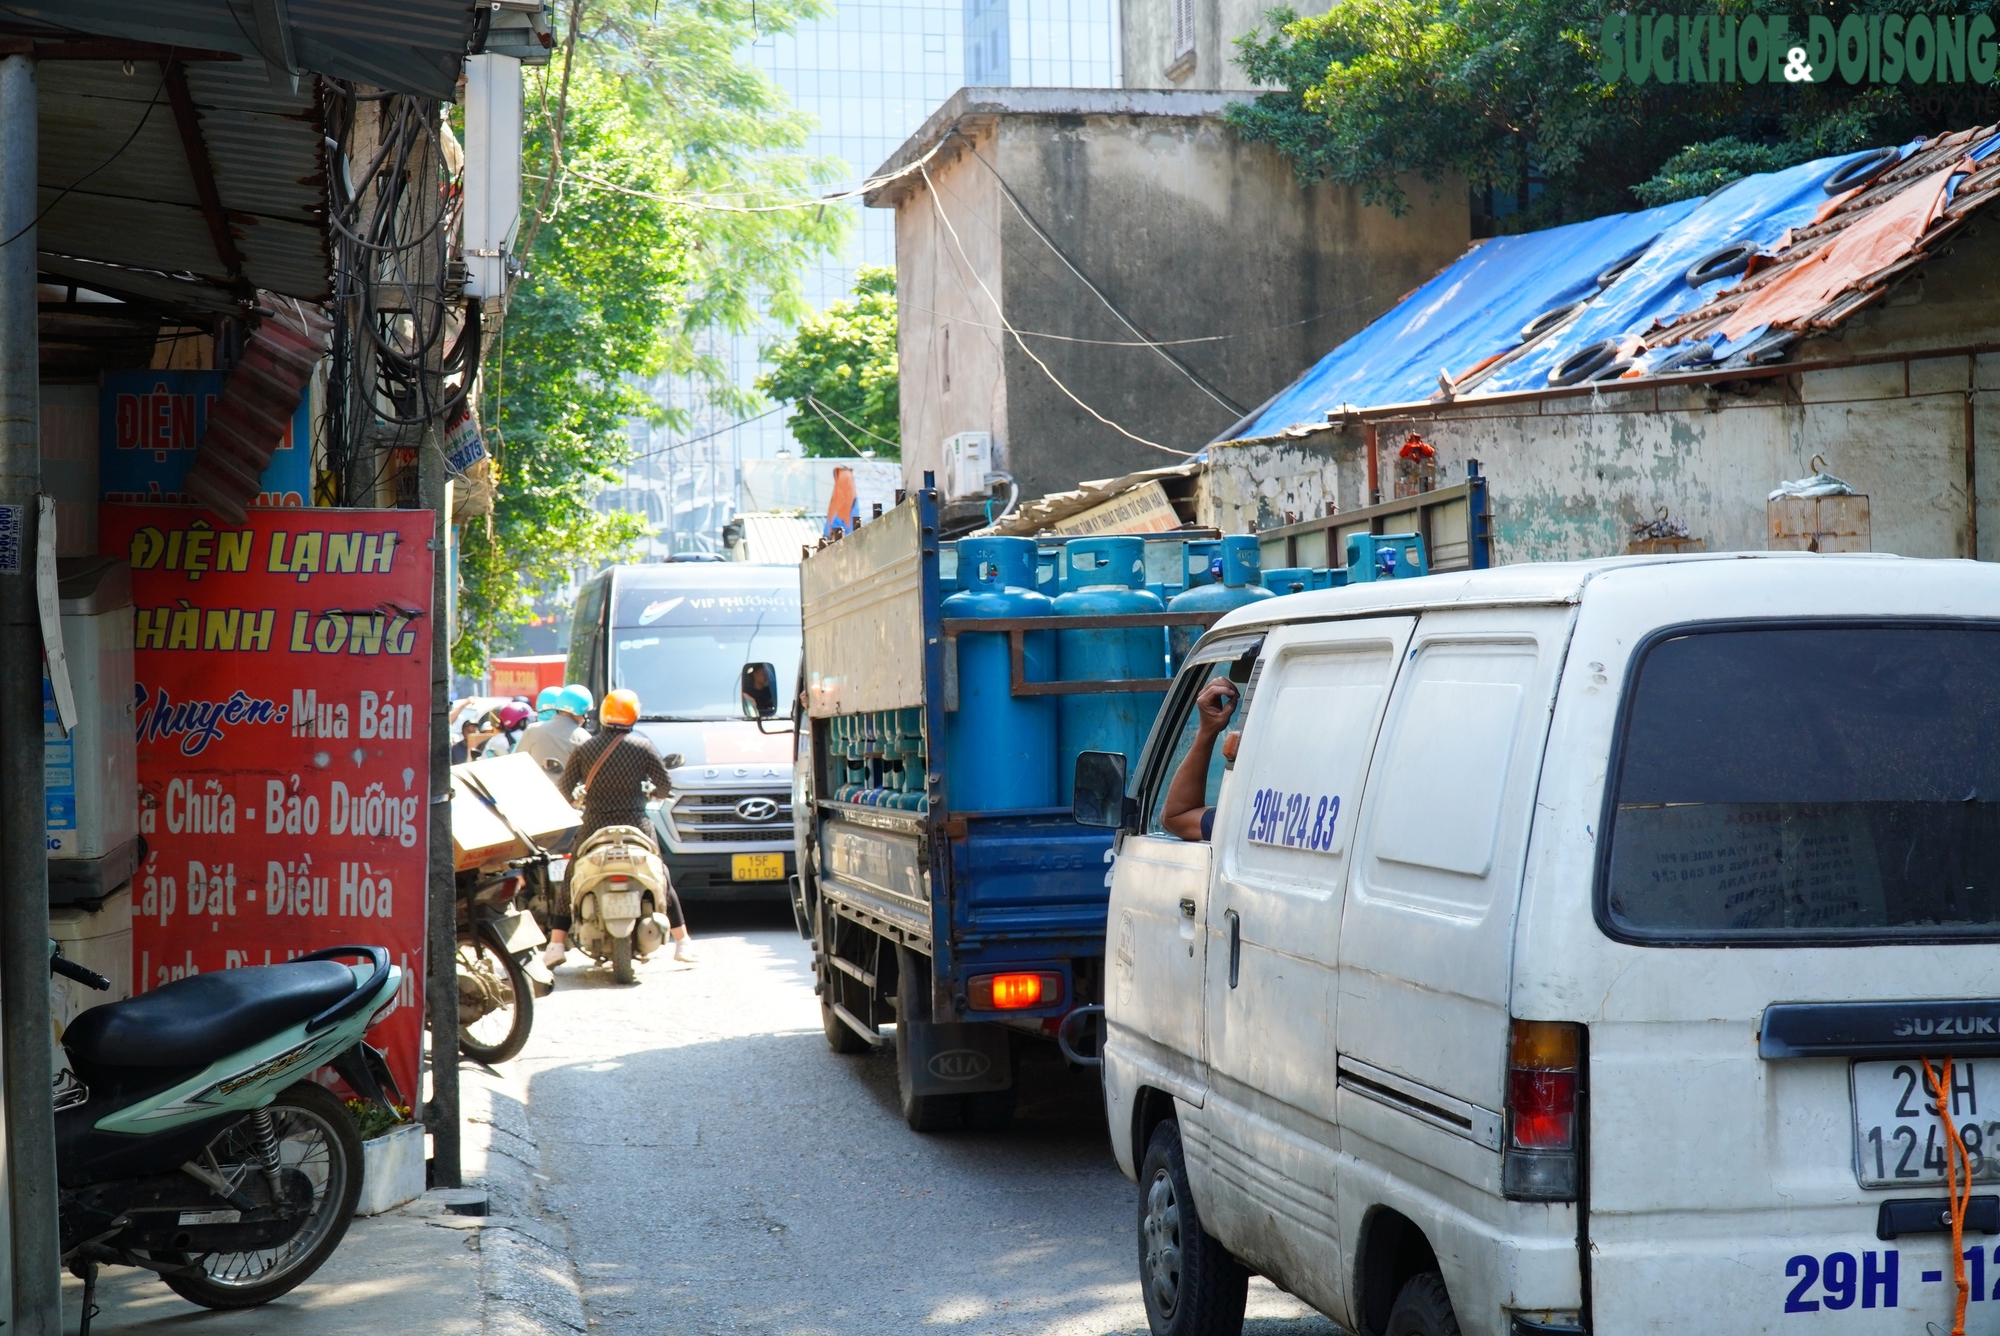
[967,972,1062,1011]
[1504,1019,1582,1202]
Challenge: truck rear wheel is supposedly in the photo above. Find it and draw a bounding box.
[895,946,964,1133]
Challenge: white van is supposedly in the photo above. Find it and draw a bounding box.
[1075,554,2000,1336]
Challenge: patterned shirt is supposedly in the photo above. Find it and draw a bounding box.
[558,726,673,844]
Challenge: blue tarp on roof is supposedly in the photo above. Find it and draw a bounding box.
[1239,200,1699,438]
[1479,151,1866,391]
[1237,146,1910,432]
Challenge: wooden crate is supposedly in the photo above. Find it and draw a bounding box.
[1768,494,1870,552]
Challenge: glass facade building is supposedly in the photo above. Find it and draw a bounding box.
[607,0,1116,556]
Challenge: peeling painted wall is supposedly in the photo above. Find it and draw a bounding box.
[1200,221,2000,563]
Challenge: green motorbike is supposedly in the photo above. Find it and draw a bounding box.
[52,942,405,1330]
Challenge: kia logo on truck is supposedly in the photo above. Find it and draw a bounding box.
[734,797,780,821]
[928,1050,991,1081]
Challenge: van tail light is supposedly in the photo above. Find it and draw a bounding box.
[967,972,1063,1011]
[1504,1019,1582,1202]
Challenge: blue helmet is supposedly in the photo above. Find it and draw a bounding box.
[535,686,563,720]
[556,684,594,719]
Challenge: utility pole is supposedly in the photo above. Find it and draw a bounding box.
[0,50,60,1334]
[410,97,460,1188]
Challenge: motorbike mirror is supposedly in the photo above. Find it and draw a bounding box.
[662,752,685,769]
[740,662,780,720]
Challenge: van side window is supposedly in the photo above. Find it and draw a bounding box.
[1146,660,1238,836]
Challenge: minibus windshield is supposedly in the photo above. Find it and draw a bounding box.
[1603,623,2000,941]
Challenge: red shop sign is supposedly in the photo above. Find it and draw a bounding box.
[100,504,434,1105]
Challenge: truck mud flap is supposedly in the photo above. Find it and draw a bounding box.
[902,1019,1012,1098]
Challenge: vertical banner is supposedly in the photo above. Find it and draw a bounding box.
[100,504,434,1103]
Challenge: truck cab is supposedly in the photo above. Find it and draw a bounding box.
[566,562,800,901]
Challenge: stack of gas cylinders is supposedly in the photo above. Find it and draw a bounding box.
[823,528,1429,815]
[829,707,930,811]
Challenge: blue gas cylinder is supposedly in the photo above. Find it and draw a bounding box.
[943,536,1057,811]
[1166,534,1274,665]
[1052,537,1166,803]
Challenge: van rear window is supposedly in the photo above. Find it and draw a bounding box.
[1603,624,2000,942]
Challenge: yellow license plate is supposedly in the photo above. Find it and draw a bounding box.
[731,853,785,881]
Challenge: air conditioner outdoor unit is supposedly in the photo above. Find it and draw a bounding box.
[941,432,993,502]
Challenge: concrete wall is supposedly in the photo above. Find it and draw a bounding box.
[880,89,1469,509]
[1121,0,1330,90]
[1205,232,2000,561]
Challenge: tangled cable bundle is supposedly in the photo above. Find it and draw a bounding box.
[318,82,481,506]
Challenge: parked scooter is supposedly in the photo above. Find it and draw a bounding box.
[564,824,672,984]
[457,850,556,1064]
[52,942,403,1332]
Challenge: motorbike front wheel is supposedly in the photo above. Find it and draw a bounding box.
[458,923,533,1063]
[157,1081,363,1309]
[611,934,635,985]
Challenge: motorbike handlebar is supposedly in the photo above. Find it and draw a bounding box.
[51,954,111,992]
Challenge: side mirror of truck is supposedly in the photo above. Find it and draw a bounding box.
[740,662,779,720]
[1072,750,1136,830]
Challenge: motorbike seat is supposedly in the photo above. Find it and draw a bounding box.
[64,961,359,1071]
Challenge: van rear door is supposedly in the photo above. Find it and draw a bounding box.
[1547,614,2000,1335]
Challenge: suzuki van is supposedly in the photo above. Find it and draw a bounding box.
[1079,554,2000,1336]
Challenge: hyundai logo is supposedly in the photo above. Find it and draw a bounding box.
[734,797,781,822]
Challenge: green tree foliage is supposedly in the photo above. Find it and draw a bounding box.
[572,0,848,415]
[756,266,899,459]
[1227,0,1938,228]
[454,0,847,673]
[457,68,686,675]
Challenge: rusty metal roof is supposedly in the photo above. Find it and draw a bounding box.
[4,0,473,98]
[34,58,330,305]
[1645,124,2000,353]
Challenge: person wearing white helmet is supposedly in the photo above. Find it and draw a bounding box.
[518,684,592,777]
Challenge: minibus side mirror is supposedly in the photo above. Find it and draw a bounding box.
[1072,751,1137,830]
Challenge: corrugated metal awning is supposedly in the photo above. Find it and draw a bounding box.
[34,58,330,303]
[5,0,473,99]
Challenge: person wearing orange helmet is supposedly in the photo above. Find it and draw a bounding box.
[543,688,697,965]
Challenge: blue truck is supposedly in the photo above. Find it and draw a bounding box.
[780,485,1242,1132]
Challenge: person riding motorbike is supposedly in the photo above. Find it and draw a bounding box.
[478,699,534,758]
[519,684,592,777]
[543,688,697,966]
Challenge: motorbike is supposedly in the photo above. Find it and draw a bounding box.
[456,851,556,1065]
[52,941,403,1333]
[564,824,672,984]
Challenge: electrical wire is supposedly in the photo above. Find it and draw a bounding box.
[805,394,896,450]
[953,131,1245,418]
[0,75,165,251]
[919,158,1193,458]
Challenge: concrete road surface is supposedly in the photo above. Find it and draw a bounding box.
[514,904,1341,1336]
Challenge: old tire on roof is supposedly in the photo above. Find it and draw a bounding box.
[1548,339,1621,387]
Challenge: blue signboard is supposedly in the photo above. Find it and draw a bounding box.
[99,369,311,506]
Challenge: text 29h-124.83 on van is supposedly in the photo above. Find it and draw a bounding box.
[1075,553,2000,1336]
